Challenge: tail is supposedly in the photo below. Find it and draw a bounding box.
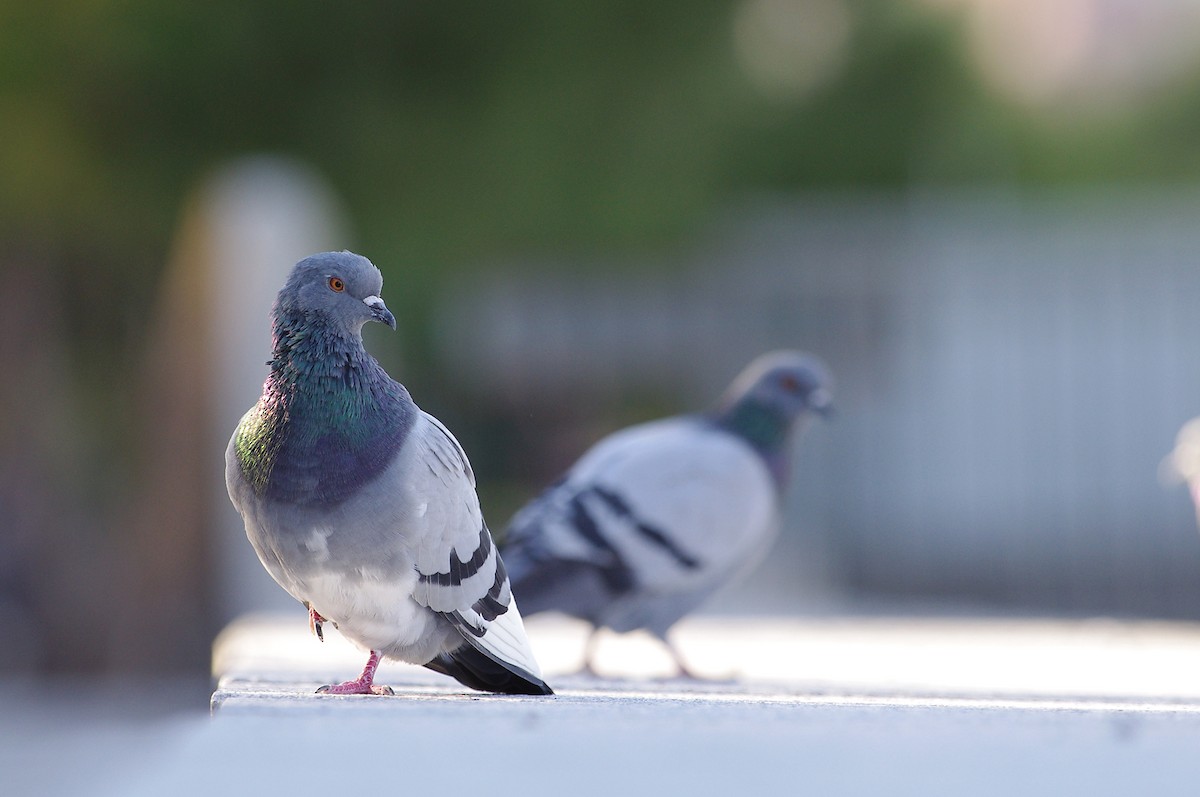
[424,643,553,696]
[509,558,622,622]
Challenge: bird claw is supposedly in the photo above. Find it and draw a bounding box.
[316,682,394,696]
[307,606,325,642]
[314,650,390,695]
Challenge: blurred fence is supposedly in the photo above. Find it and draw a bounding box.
[436,189,1200,618]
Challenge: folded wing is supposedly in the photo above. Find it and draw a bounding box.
[410,412,551,694]
[505,417,778,628]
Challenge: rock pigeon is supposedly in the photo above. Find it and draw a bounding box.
[225,251,551,696]
[502,351,831,677]
[1164,417,1200,527]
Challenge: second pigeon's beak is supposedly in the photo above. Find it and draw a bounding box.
[364,295,397,330]
[809,388,834,419]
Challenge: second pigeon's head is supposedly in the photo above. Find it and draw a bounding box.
[272,251,397,338]
[717,350,833,428]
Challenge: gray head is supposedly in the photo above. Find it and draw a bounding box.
[273,251,397,337]
[712,351,832,485]
[718,350,833,422]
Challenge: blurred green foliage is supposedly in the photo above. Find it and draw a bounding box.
[6,1,1200,292]
[5,0,1200,408]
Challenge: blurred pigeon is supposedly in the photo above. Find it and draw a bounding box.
[1163,417,1200,527]
[502,351,831,677]
[226,251,551,696]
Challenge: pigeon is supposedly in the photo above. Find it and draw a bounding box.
[225,251,551,696]
[1163,417,1200,527]
[502,351,831,677]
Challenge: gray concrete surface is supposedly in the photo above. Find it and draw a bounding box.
[5,613,1200,796]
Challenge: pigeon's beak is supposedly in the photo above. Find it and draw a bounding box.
[364,295,397,330]
[809,388,834,419]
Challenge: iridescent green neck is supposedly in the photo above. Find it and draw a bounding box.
[235,313,413,505]
[712,402,795,490]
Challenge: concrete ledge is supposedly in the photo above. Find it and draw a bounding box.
[213,612,1200,710]
[53,612,1190,797]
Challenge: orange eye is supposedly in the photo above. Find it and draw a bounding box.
[328,277,345,292]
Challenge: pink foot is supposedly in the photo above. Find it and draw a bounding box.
[316,650,393,696]
[317,681,395,696]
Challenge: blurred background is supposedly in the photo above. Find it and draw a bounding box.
[6,0,1200,683]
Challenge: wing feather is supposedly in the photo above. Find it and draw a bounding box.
[408,412,544,680]
[508,417,778,598]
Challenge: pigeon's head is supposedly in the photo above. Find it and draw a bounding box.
[274,251,396,337]
[721,350,833,425]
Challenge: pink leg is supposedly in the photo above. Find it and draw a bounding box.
[316,650,394,696]
[308,605,325,642]
[662,636,702,681]
[577,627,602,677]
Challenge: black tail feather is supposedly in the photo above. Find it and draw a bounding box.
[424,644,553,696]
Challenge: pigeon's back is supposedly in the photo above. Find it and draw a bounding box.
[504,417,779,636]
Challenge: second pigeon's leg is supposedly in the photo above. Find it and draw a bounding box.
[576,627,604,677]
[317,650,394,695]
[661,634,702,680]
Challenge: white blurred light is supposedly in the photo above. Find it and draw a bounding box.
[968,0,1092,106]
[954,0,1200,112]
[523,614,1200,702]
[732,0,854,102]
[1163,417,1200,484]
